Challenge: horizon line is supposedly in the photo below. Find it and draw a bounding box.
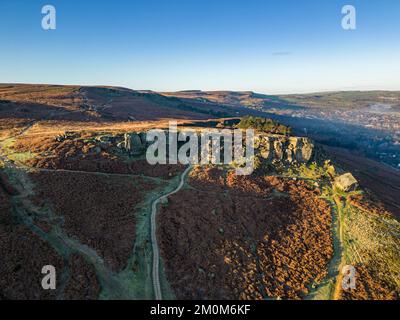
[1,82,400,96]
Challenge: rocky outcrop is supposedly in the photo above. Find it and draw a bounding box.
[255,135,314,164]
[119,133,146,156]
[55,131,79,142]
[115,130,314,165]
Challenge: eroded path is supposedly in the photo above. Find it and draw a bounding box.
[2,162,136,298]
[0,121,187,299]
[151,165,192,300]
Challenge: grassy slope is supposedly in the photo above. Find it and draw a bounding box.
[282,162,400,300]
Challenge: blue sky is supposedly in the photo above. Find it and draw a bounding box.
[0,0,399,94]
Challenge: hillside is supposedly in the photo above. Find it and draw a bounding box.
[162,90,302,110]
[163,89,400,171]
[0,84,243,122]
[0,84,399,301]
[162,89,400,111]
[279,91,400,110]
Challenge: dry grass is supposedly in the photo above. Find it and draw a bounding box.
[339,195,400,300]
[18,119,190,138]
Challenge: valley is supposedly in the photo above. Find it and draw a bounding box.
[165,90,400,169]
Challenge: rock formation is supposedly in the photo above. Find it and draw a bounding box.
[255,134,314,164]
[121,133,146,156]
[334,173,358,192]
[116,130,314,165]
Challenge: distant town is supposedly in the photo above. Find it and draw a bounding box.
[249,103,400,169]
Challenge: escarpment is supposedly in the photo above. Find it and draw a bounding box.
[254,134,314,164]
[117,130,315,165]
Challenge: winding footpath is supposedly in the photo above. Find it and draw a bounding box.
[0,121,136,299]
[151,165,192,300]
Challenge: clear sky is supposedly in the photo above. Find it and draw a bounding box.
[0,0,399,94]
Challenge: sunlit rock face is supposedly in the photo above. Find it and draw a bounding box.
[117,130,315,165]
[334,173,358,192]
[255,134,314,164]
[121,132,146,156]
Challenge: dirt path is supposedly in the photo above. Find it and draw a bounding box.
[1,120,189,299]
[2,152,136,299]
[0,121,138,299]
[151,165,192,300]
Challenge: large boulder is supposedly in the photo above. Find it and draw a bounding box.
[256,135,314,164]
[273,139,284,161]
[334,173,358,192]
[123,133,145,156]
[286,137,298,163]
[286,137,313,163]
[299,138,314,162]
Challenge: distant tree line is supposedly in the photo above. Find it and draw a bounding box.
[237,116,292,135]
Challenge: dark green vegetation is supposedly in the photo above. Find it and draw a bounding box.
[237,116,292,135]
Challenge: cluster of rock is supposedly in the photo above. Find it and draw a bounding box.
[117,133,147,156]
[254,135,314,164]
[53,127,316,170]
[95,135,118,149]
[114,131,315,165]
[115,131,360,193]
[54,128,359,193]
[55,131,79,142]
